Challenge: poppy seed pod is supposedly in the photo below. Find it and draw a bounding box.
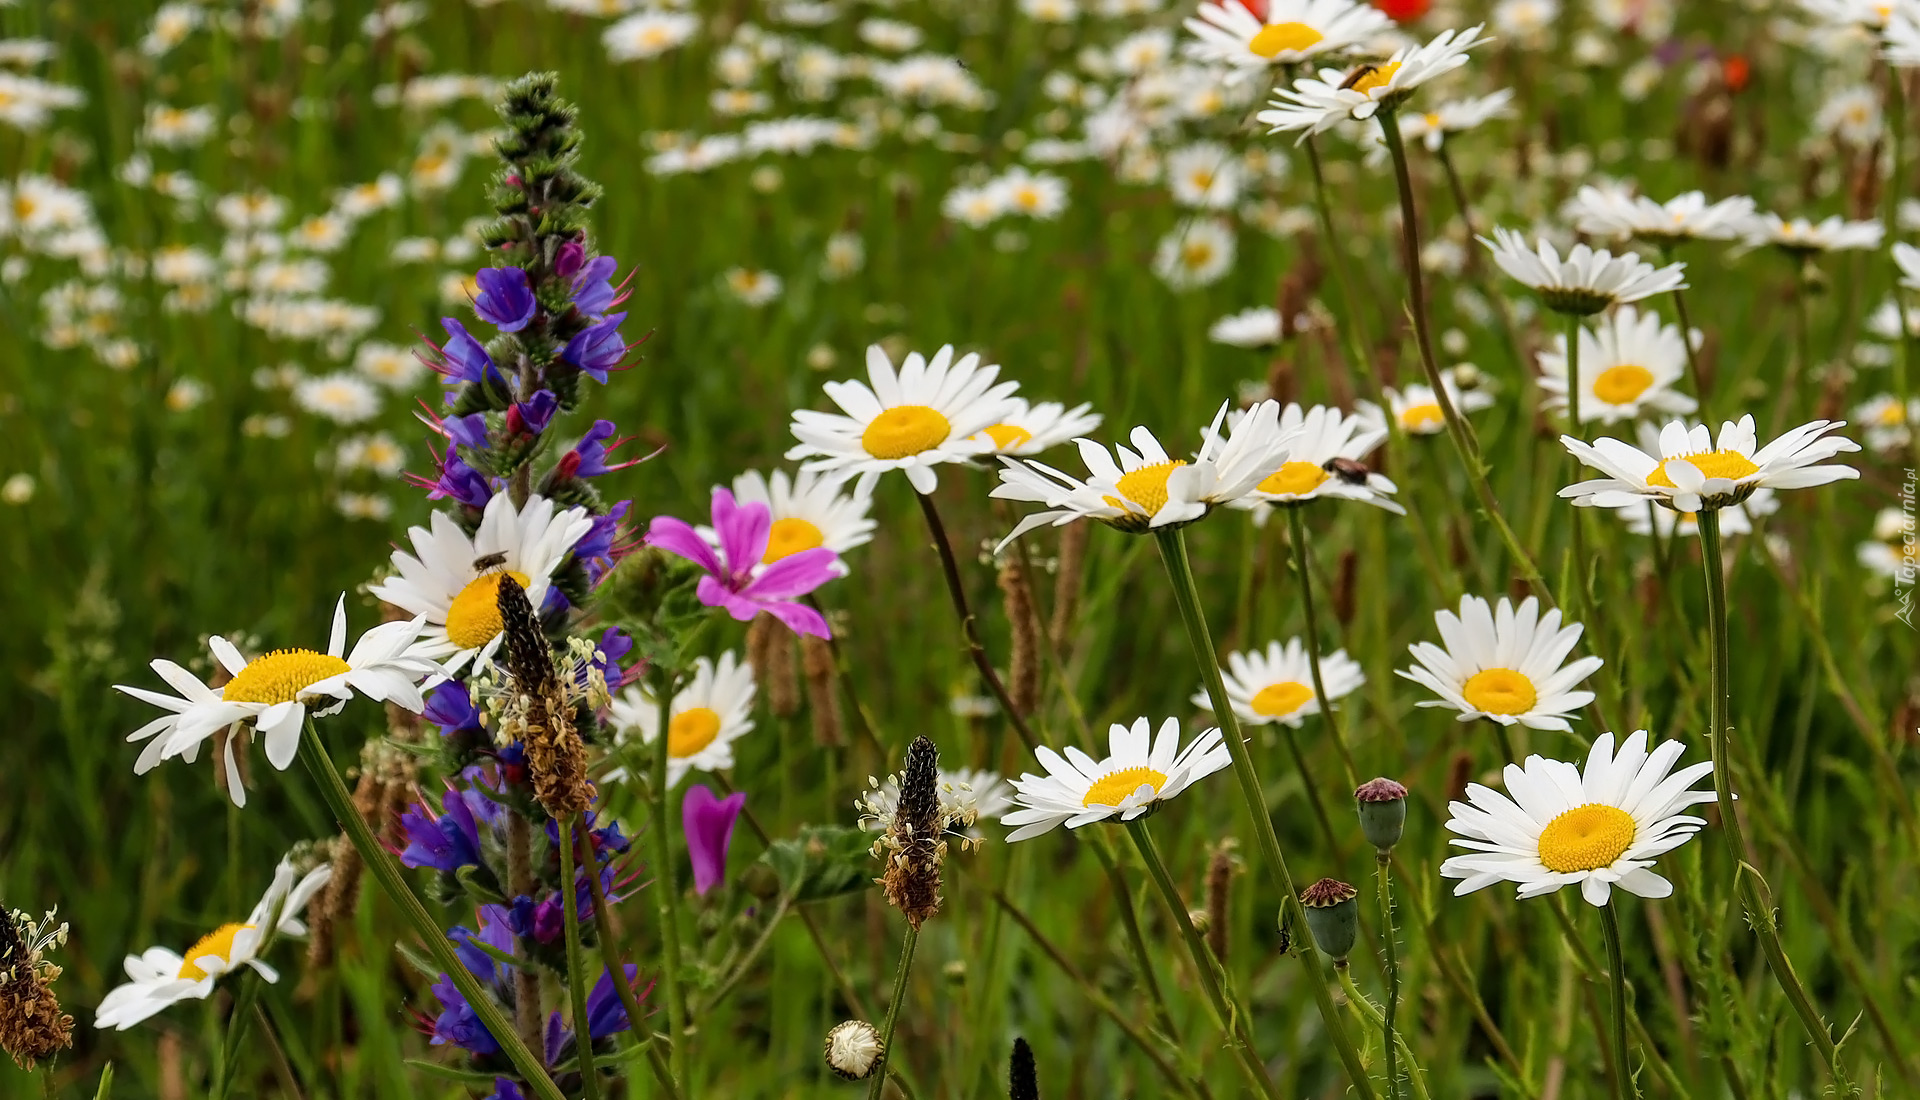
[1299,878,1360,960]
[1355,777,1409,852]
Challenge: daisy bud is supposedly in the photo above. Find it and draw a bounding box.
[880,736,946,929]
[1299,878,1360,961]
[825,1019,884,1080]
[498,574,593,817]
[1009,1036,1039,1100]
[0,908,73,1071]
[1355,777,1409,853]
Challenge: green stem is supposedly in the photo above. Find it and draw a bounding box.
[1662,250,1711,421]
[1376,854,1401,1100]
[1333,963,1430,1100]
[1285,505,1358,787]
[1154,528,1378,1100]
[1305,133,1380,394]
[1697,511,1851,1091]
[1599,903,1637,1100]
[648,678,691,1093]
[865,926,921,1100]
[557,816,603,1100]
[211,967,264,1100]
[1126,820,1281,1100]
[1376,109,1553,607]
[295,721,567,1100]
[581,826,681,1100]
[917,491,1044,752]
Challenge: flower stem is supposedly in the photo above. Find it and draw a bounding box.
[1154,528,1378,1100]
[557,816,603,1100]
[1376,854,1401,1100]
[1305,134,1380,393]
[865,926,920,1100]
[1661,247,1711,421]
[580,827,681,1100]
[1125,819,1281,1100]
[1332,962,1429,1100]
[1599,902,1637,1100]
[917,491,1043,752]
[1377,109,1554,607]
[295,720,568,1100]
[1697,510,1851,1091]
[211,967,263,1100]
[649,679,691,1093]
[1285,505,1358,787]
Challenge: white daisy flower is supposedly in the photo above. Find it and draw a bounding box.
[1893,240,1920,289]
[1183,0,1392,73]
[992,168,1070,220]
[1536,305,1698,424]
[603,10,698,61]
[1851,393,1919,452]
[719,467,876,572]
[858,767,1015,838]
[293,372,381,424]
[943,182,1010,228]
[1857,507,1916,579]
[1165,141,1245,209]
[1227,402,1402,514]
[1363,378,1495,436]
[1814,84,1883,146]
[1195,637,1363,727]
[968,397,1105,457]
[1886,9,1920,66]
[787,344,1021,495]
[117,598,443,805]
[1742,213,1884,254]
[1152,216,1237,289]
[368,494,595,675]
[1439,730,1715,906]
[1559,414,1861,512]
[1257,25,1489,139]
[1391,89,1514,151]
[1398,594,1602,731]
[1000,717,1232,841]
[1565,185,1758,246]
[96,858,333,1030]
[1802,0,1903,30]
[607,652,756,787]
[992,399,1291,545]
[723,267,783,306]
[1480,226,1687,315]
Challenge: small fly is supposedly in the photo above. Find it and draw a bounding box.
[1322,457,1372,485]
[1337,64,1381,92]
[472,551,510,572]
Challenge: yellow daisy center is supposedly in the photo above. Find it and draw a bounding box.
[1876,402,1907,425]
[223,649,353,704]
[178,923,255,981]
[1351,62,1402,96]
[1424,111,1442,128]
[1591,364,1654,406]
[1401,402,1445,431]
[764,517,826,563]
[667,706,722,758]
[982,423,1035,451]
[1251,681,1314,717]
[1103,459,1187,515]
[861,405,951,459]
[1644,450,1760,489]
[444,570,533,650]
[1249,21,1324,58]
[1181,241,1215,268]
[1461,668,1537,716]
[1258,460,1329,496]
[1536,803,1637,873]
[1082,765,1169,808]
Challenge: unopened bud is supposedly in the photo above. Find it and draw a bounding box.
[825,1019,883,1080]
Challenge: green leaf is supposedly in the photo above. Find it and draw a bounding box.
[757,824,875,903]
[405,1058,514,1085]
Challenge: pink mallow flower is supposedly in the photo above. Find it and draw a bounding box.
[646,489,838,638]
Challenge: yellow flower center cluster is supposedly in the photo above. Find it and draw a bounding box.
[1258,460,1329,497]
[1461,668,1537,716]
[1105,460,1187,515]
[668,706,723,758]
[1644,450,1760,489]
[1082,766,1168,808]
[1251,681,1314,717]
[445,570,533,650]
[764,518,826,563]
[177,923,254,981]
[222,650,353,704]
[1249,22,1323,58]
[862,405,951,459]
[1537,803,1637,873]
[1591,364,1654,405]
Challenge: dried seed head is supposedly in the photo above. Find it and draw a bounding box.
[1047,520,1089,651]
[497,575,592,817]
[1205,838,1239,962]
[825,1019,883,1080]
[879,736,945,929]
[1299,878,1360,961]
[997,554,1040,717]
[1355,776,1409,852]
[0,908,73,1071]
[1009,1036,1039,1100]
[800,633,842,747]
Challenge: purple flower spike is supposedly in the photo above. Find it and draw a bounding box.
[508,389,559,437]
[436,318,506,393]
[683,784,746,896]
[407,443,494,509]
[647,490,839,637]
[473,267,537,333]
[557,420,646,481]
[570,255,622,316]
[488,1081,527,1100]
[561,312,628,382]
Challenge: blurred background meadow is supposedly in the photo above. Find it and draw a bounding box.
[2,0,1918,1097]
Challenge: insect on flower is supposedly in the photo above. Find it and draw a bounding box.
[1321,456,1372,485]
[471,551,510,572]
[1337,63,1382,91]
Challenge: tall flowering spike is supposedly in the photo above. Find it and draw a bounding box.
[881,736,946,929]
[1008,1036,1039,1100]
[497,574,592,817]
[0,907,72,1071]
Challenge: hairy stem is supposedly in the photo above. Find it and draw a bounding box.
[557,816,603,1100]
